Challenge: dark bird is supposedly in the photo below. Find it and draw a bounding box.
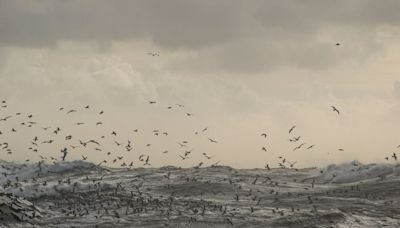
[307,145,315,149]
[262,147,267,152]
[61,148,68,161]
[208,138,218,143]
[289,125,296,134]
[144,156,150,166]
[288,161,297,168]
[149,101,157,104]
[261,133,267,138]
[293,143,305,152]
[289,136,301,142]
[87,140,100,145]
[331,106,340,115]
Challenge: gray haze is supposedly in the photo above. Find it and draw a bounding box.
[1,0,400,168]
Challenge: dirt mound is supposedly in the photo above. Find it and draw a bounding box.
[0,192,42,223]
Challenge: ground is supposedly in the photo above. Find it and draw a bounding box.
[0,161,399,227]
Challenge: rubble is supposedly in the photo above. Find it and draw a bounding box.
[0,192,42,223]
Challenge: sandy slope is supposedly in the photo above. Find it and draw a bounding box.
[0,161,399,227]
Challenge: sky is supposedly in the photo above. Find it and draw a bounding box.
[1,0,400,168]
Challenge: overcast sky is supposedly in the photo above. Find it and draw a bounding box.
[1,0,400,168]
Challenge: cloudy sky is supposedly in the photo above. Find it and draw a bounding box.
[1,0,400,168]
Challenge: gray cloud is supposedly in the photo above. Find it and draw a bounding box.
[1,0,399,73]
[1,1,400,167]
[1,0,400,49]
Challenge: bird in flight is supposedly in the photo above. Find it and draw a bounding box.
[289,136,301,142]
[61,148,68,161]
[289,125,296,134]
[288,161,297,168]
[67,109,77,114]
[293,143,305,152]
[208,138,218,143]
[261,133,267,138]
[331,106,340,115]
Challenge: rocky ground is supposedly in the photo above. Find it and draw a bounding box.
[0,160,399,227]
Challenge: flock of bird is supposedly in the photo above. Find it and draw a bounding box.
[0,100,223,170]
[0,98,398,173]
[0,97,399,226]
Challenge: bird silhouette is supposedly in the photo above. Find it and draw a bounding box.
[293,143,305,151]
[331,106,340,115]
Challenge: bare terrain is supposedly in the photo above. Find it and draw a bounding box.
[0,161,399,227]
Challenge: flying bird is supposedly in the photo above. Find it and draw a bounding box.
[307,145,315,149]
[61,148,68,161]
[289,125,296,134]
[66,110,77,114]
[331,106,340,115]
[293,143,305,152]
